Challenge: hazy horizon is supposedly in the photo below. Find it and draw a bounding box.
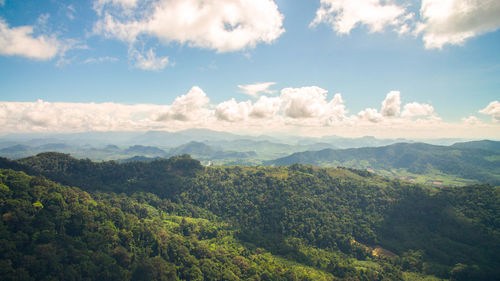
[0,127,493,140]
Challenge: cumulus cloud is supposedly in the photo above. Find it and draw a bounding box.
[1,86,499,138]
[156,86,210,121]
[250,96,281,119]
[21,100,58,127]
[401,102,434,118]
[416,0,500,49]
[326,94,348,122]
[216,86,348,124]
[0,0,4,6]
[93,0,285,53]
[281,86,327,118]
[310,0,412,34]
[461,116,482,125]
[238,82,276,98]
[0,17,62,60]
[381,91,401,117]
[479,101,500,122]
[130,48,170,71]
[0,87,216,133]
[311,0,500,50]
[280,86,347,120]
[358,108,383,123]
[215,99,252,122]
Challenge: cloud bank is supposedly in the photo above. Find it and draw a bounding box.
[1,86,498,138]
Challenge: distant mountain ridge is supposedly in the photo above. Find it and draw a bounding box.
[1,129,476,150]
[267,141,500,185]
[169,141,216,156]
[168,141,257,160]
[1,130,498,179]
[451,140,500,151]
[124,145,169,156]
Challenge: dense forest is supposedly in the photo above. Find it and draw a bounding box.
[267,142,500,185]
[0,153,499,280]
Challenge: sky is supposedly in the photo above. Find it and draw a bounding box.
[0,0,499,139]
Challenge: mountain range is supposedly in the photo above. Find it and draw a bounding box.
[267,141,500,186]
[1,130,498,186]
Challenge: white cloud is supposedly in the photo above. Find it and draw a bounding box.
[461,116,482,125]
[215,99,252,122]
[401,102,434,118]
[479,101,500,122]
[311,0,500,50]
[0,99,162,132]
[0,0,4,7]
[381,91,401,117]
[324,94,349,124]
[310,0,412,34]
[416,0,500,49]
[130,48,170,71]
[0,17,62,60]
[0,87,215,133]
[93,0,285,53]
[238,82,276,98]
[1,86,499,138]
[156,86,211,121]
[214,95,282,122]
[358,108,383,123]
[21,99,58,127]
[280,86,346,119]
[216,86,348,124]
[281,86,327,118]
[250,96,281,118]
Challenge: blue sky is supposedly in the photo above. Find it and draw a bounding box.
[0,0,499,138]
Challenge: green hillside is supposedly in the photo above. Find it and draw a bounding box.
[1,168,353,281]
[267,142,500,186]
[0,153,498,280]
[450,140,500,151]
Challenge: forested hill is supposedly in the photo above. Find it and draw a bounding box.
[266,142,500,185]
[0,153,499,280]
[450,139,500,151]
